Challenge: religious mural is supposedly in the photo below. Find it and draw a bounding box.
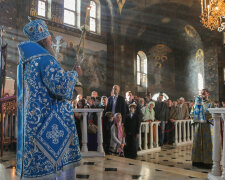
[183,24,205,99]
[148,44,175,95]
[51,30,107,96]
[184,24,198,38]
[117,0,127,14]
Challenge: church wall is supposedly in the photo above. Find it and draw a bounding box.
[111,1,222,101]
[0,0,224,100]
[0,0,112,97]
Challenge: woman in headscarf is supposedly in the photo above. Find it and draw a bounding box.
[109,113,125,156]
[141,101,156,147]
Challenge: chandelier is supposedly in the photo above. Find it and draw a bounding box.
[200,0,225,32]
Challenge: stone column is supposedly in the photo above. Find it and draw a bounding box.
[211,113,222,176]
[81,112,88,153]
[97,112,104,153]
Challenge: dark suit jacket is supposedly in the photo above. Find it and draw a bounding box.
[154,101,169,121]
[106,95,126,123]
[124,112,141,136]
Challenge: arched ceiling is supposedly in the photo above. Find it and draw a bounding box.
[128,0,195,9]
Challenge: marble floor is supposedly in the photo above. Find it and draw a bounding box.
[0,145,209,180]
[136,145,210,174]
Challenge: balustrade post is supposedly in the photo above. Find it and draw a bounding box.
[5,113,8,137]
[150,123,153,149]
[221,113,225,179]
[179,121,182,143]
[139,123,142,151]
[144,124,148,150]
[174,121,178,145]
[211,113,222,176]
[183,121,186,143]
[156,123,159,148]
[191,124,194,141]
[97,112,104,153]
[81,112,88,153]
[187,121,190,142]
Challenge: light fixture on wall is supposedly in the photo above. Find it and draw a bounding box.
[200,0,225,32]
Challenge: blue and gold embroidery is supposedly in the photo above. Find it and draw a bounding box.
[17,41,81,179]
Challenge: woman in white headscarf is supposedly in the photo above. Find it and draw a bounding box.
[141,101,156,147]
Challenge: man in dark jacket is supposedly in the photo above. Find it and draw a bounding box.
[165,99,177,144]
[106,85,126,123]
[124,104,141,159]
[154,93,169,146]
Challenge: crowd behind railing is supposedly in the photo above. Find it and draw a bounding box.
[2,87,224,158]
[72,85,217,159]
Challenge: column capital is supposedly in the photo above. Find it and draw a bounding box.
[208,108,225,119]
[221,113,225,120]
[211,113,221,119]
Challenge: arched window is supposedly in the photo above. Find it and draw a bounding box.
[63,0,81,27]
[198,73,204,92]
[137,51,147,87]
[89,0,101,34]
[37,0,47,17]
[152,93,169,101]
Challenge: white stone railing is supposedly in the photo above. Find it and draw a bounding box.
[73,108,105,157]
[174,119,193,146]
[208,108,224,180]
[138,121,161,155]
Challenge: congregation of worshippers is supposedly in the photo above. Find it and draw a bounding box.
[72,85,219,160]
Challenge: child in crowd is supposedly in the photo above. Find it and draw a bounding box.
[95,96,101,108]
[124,104,140,159]
[110,113,125,156]
[103,112,114,154]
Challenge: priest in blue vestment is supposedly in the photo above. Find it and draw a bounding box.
[16,19,82,179]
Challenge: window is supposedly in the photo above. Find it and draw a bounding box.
[37,0,47,17]
[64,0,76,26]
[137,51,147,87]
[89,0,101,34]
[90,1,97,32]
[63,0,81,27]
[198,73,204,92]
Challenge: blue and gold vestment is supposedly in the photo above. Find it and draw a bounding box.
[16,41,81,179]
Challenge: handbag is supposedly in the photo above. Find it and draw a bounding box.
[88,123,98,134]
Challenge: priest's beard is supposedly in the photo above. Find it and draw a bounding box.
[38,38,56,58]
